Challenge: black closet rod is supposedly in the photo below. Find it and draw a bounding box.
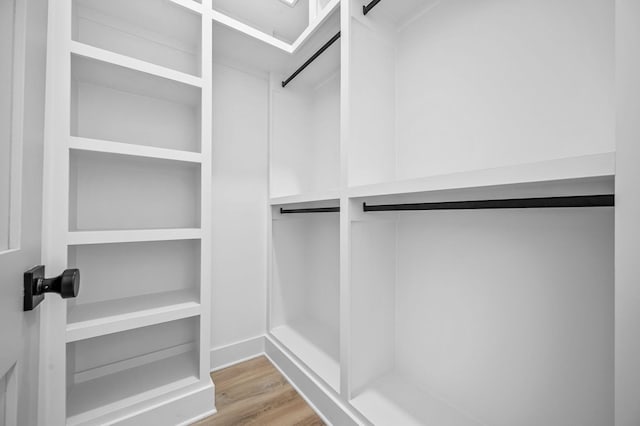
[282,31,341,88]
[280,207,340,214]
[362,194,614,212]
[363,0,382,15]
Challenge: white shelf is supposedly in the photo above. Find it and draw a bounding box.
[69,136,202,163]
[348,152,615,199]
[351,373,482,426]
[211,0,340,54]
[270,319,340,392]
[67,350,199,425]
[71,53,201,107]
[269,189,341,206]
[168,0,203,14]
[67,290,201,342]
[70,41,203,88]
[67,229,202,246]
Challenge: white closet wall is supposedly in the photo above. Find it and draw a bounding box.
[349,0,614,186]
[210,61,269,363]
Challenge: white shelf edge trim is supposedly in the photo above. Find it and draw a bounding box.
[69,137,203,163]
[168,0,204,15]
[67,229,203,246]
[210,0,340,55]
[269,189,342,205]
[348,152,616,198]
[66,302,201,343]
[70,41,203,88]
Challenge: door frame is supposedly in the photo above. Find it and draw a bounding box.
[39,0,71,424]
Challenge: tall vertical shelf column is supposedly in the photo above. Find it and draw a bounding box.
[42,0,215,424]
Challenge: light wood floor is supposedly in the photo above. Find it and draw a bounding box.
[194,356,325,426]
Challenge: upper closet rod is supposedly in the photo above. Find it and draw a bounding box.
[363,0,382,15]
[282,31,341,88]
[280,207,340,214]
[362,194,614,212]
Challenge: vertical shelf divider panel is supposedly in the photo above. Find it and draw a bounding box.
[338,0,351,400]
[198,0,214,385]
[42,0,215,424]
[42,0,73,423]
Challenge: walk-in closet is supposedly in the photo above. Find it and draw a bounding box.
[1,0,638,425]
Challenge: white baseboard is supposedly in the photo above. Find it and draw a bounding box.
[210,335,266,371]
[264,336,365,426]
[89,381,215,426]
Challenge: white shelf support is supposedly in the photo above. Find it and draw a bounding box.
[199,0,214,386]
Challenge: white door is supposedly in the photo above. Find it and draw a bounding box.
[0,0,50,424]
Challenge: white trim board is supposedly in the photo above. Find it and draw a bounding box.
[210,336,266,371]
[265,337,364,426]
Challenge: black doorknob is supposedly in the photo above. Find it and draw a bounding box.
[24,265,80,311]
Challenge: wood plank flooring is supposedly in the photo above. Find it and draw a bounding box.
[194,356,325,426]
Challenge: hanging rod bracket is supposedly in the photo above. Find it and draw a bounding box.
[281,31,341,88]
[362,195,615,212]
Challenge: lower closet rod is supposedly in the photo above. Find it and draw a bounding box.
[280,207,340,214]
[362,194,614,212]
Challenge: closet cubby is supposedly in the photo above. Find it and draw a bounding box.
[66,239,200,341]
[349,196,614,426]
[71,54,202,152]
[72,0,202,76]
[349,0,614,187]
[270,16,341,199]
[270,203,340,391]
[69,150,200,231]
[66,318,200,425]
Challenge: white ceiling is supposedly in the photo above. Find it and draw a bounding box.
[212,0,310,44]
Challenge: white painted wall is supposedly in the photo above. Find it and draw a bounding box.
[210,62,269,353]
[396,0,614,179]
[349,0,614,185]
[351,207,613,426]
[271,72,340,198]
[615,0,640,425]
[395,209,613,426]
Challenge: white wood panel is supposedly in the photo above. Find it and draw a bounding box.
[67,291,201,342]
[69,137,203,163]
[73,0,202,75]
[615,0,640,424]
[211,62,268,350]
[69,150,200,231]
[70,42,203,87]
[67,229,202,245]
[348,152,615,198]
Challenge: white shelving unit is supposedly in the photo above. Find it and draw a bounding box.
[262,0,615,424]
[269,12,341,199]
[65,318,200,425]
[270,205,341,392]
[39,0,620,424]
[42,0,215,423]
[347,0,614,187]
